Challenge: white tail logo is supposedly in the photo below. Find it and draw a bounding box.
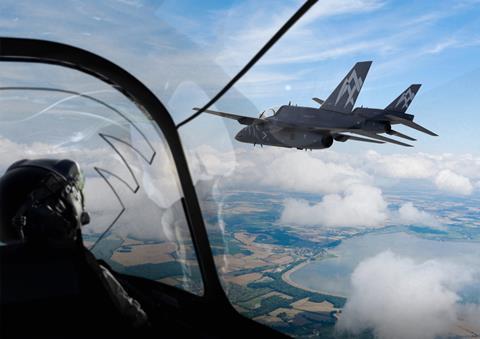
[396,88,416,110]
[335,70,363,108]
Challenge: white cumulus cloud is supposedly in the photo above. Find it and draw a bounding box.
[434,169,473,195]
[279,184,388,228]
[395,202,440,228]
[190,146,372,195]
[259,150,370,194]
[366,151,436,179]
[337,251,478,339]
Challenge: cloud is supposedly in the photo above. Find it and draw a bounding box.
[424,38,458,54]
[279,184,388,228]
[189,147,373,195]
[366,151,436,179]
[84,175,189,243]
[279,189,440,230]
[395,202,440,228]
[365,151,480,195]
[434,153,480,180]
[213,0,385,68]
[299,0,385,26]
[420,37,480,57]
[259,150,371,194]
[190,146,480,207]
[434,169,473,195]
[187,145,372,194]
[337,251,478,339]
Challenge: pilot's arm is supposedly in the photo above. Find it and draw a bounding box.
[83,248,149,328]
[98,264,149,328]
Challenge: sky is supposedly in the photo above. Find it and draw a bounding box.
[1,1,480,337]
[158,0,480,153]
[2,0,480,154]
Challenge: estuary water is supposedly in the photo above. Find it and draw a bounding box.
[289,231,480,299]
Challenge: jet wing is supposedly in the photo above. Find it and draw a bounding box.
[347,130,413,147]
[385,114,438,136]
[388,129,416,141]
[192,107,264,125]
[307,126,413,147]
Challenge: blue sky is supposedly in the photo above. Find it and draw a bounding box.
[157,0,480,154]
[2,0,479,154]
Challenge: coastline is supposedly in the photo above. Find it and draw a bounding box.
[281,259,347,299]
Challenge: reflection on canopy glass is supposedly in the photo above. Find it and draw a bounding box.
[0,63,203,295]
[2,0,480,338]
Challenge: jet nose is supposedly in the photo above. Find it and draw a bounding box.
[235,129,244,141]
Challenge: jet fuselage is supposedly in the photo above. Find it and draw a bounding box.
[235,105,364,149]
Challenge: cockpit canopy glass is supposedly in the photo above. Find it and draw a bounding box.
[0,62,204,295]
[260,107,280,119]
[2,1,480,338]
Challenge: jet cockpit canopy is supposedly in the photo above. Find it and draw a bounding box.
[259,106,280,119]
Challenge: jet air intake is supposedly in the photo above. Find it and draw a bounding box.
[322,134,334,148]
[384,122,392,133]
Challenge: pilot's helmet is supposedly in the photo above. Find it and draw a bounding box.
[0,159,90,246]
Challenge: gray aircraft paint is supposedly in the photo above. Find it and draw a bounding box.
[321,61,372,114]
[385,84,421,113]
[195,62,437,150]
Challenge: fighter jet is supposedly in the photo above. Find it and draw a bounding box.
[193,61,437,150]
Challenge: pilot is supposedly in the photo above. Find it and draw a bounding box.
[0,159,148,335]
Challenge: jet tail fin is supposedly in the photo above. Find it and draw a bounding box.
[385,84,421,113]
[321,61,372,114]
